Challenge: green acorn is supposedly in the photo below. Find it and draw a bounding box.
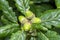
[18,16,28,24]
[31,17,41,23]
[22,22,31,31]
[25,10,35,19]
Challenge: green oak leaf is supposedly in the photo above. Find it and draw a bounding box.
[0,0,17,23]
[10,31,26,40]
[37,32,49,40]
[45,30,60,40]
[40,9,60,28]
[37,30,60,40]
[14,0,30,14]
[0,23,19,38]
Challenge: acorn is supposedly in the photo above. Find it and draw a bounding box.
[31,17,41,23]
[23,22,31,31]
[18,16,28,24]
[25,10,35,19]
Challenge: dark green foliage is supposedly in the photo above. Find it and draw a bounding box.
[0,0,17,23]
[0,0,60,40]
[30,0,50,3]
[40,9,60,28]
[30,4,53,17]
[37,30,60,40]
[0,23,19,38]
[14,0,30,14]
[1,15,12,25]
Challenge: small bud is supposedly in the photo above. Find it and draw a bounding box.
[41,27,48,31]
[18,16,28,24]
[25,10,35,19]
[23,22,31,31]
[31,17,41,23]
